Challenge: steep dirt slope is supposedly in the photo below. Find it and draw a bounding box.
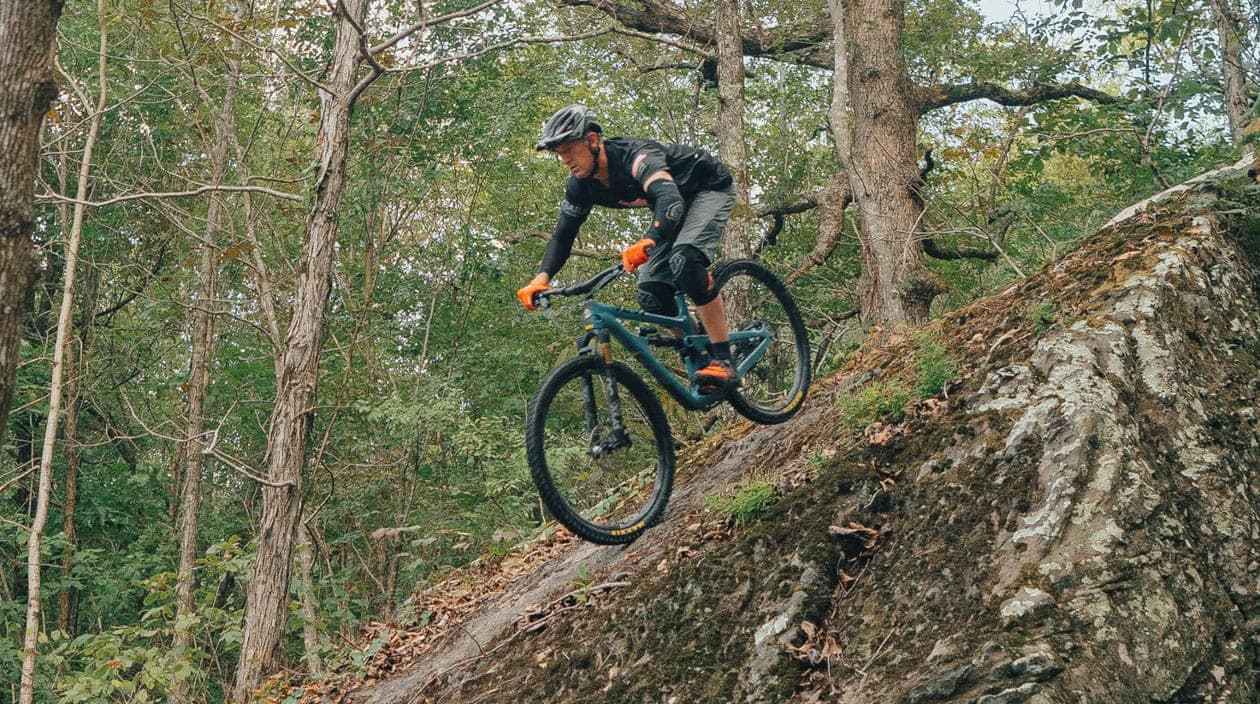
[299,160,1260,704]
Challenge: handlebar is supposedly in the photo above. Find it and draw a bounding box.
[534,263,625,309]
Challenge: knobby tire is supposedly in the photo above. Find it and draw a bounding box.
[526,357,675,545]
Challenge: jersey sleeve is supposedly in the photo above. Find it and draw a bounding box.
[629,143,671,189]
[538,179,591,276]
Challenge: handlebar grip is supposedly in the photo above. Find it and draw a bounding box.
[534,291,551,309]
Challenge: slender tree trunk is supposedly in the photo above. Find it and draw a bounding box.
[0,0,64,437]
[714,0,751,257]
[170,10,242,700]
[56,266,95,635]
[296,522,322,674]
[843,0,939,325]
[827,0,854,166]
[232,0,378,697]
[57,369,80,632]
[19,5,104,700]
[1208,0,1251,150]
[170,82,234,704]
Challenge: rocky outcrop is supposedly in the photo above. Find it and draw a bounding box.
[333,161,1260,703]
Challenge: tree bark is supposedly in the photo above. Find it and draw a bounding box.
[1208,0,1251,150]
[844,0,939,325]
[231,0,380,698]
[0,0,64,437]
[56,264,96,636]
[714,0,751,258]
[171,9,240,696]
[297,522,323,674]
[19,3,103,699]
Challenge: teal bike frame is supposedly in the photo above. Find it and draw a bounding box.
[557,266,773,411]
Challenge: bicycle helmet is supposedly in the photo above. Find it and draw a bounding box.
[536,104,602,151]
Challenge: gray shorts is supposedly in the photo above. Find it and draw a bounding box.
[638,184,736,288]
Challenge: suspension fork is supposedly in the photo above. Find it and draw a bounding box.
[576,329,631,455]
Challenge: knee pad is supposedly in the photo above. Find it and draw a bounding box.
[668,245,717,305]
[636,281,679,316]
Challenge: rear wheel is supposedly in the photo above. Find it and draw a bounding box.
[526,357,674,544]
[714,259,811,424]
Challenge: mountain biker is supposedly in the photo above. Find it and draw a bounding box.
[516,104,740,391]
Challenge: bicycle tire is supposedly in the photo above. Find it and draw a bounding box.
[526,356,675,544]
[713,259,812,425]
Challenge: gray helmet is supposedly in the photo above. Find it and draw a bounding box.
[536,104,601,151]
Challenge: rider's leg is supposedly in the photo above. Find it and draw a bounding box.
[695,295,728,344]
[667,185,738,388]
[635,280,679,318]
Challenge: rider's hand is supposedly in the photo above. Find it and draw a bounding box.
[517,273,552,311]
[621,238,656,273]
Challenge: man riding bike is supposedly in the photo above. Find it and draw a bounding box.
[516,104,741,391]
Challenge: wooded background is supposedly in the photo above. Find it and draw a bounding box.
[0,0,1255,700]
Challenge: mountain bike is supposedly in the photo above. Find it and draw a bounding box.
[525,258,811,545]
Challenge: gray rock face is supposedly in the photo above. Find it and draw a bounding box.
[346,169,1260,704]
[963,216,1260,703]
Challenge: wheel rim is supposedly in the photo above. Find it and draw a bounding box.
[722,268,808,415]
[539,370,665,531]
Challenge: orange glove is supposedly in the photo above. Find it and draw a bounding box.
[517,275,551,311]
[621,238,656,273]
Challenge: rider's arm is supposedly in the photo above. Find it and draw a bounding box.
[631,149,685,245]
[538,183,591,277]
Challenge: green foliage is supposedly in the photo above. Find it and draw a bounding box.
[838,381,912,429]
[1030,300,1059,334]
[914,336,958,399]
[705,479,778,527]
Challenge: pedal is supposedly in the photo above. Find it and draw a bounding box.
[637,326,658,337]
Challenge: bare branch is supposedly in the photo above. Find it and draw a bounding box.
[752,198,819,257]
[181,4,333,94]
[609,25,711,56]
[386,27,616,74]
[915,81,1119,114]
[560,0,831,66]
[370,0,507,54]
[203,429,297,489]
[37,184,302,208]
[922,236,998,262]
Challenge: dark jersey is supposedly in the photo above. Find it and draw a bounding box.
[538,138,733,276]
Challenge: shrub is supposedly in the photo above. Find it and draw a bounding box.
[705,479,777,527]
[838,380,911,429]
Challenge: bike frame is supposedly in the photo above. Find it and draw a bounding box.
[579,292,772,412]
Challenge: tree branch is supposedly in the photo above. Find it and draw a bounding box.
[386,28,616,74]
[370,0,507,54]
[37,184,302,208]
[915,81,1119,114]
[921,234,998,262]
[560,0,832,66]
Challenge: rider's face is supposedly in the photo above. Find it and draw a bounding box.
[554,137,596,179]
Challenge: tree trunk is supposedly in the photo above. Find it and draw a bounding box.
[0,0,64,437]
[714,0,751,258]
[1208,0,1251,150]
[19,4,103,699]
[844,0,940,326]
[57,369,81,633]
[171,6,241,698]
[56,264,96,636]
[297,522,323,674]
[231,0,378,698]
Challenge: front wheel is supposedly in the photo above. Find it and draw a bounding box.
[714,259,812,425]
[526,357,675,544]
